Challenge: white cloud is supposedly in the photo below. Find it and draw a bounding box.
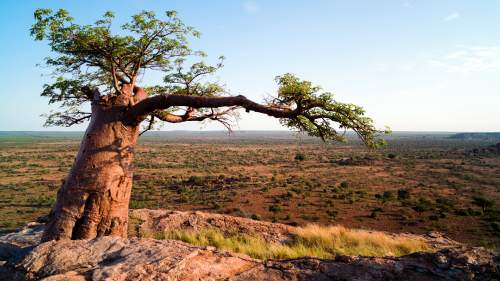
[443,11,460,21]
[243,1,259,14]
[427,46,500,73]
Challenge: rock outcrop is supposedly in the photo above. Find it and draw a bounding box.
[130,209,294,244]
[130,209,462,249]
[0,210,498,281]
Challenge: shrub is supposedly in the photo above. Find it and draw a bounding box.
[397,189,410,200]
[294,153,305,161]
[413,198,433,212]
[326,209,338,218]
[382,191,395,202]
[472,196,495,212]
[269,204,283,213]
[491,222,500,233]
[369,207,383,219]
[435,197,455,212]
[428,215,439,221]
[250,214,261,221]
[212,202,223,210]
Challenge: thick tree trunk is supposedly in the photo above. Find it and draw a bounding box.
[42,103,139,241]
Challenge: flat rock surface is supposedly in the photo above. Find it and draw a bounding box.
[1,236,498,281]
[0,209,498,280]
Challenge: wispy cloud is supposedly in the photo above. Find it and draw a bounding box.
[427,46,500,73]
[402,1,412,8]
[243,1,259,14]
[443,11,460,21]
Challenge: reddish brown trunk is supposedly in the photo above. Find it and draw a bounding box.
[42,102,139,241]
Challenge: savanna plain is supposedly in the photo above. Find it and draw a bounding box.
[0,131,499,252]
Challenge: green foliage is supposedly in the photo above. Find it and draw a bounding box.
[491,222,500,233]
[294,152,306,161]
[269,204,283,213]
[31,9,197,84]
[274,74,389,148]
[435,197,455,212]
[397,189,410,200]
[31,9,210,126]
[381,191,395,202]
[31,9,387,147]
[456,208,482,217]
[250,214,261,220]
[472,196,495,212]
[412,198,433,212]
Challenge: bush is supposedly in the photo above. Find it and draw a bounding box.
[435,197,455,212]
[269,204,283,213]
[294,153,306,161]
[456,209,469,216]
[491,222,500,233]
[382,191,395,202]
[187,175,204,185]
[212,202,223,210]
[369,207,383,219]
[412,198,433,212]
[397,189,410,200]
[456,208,482,217]
[428,215,439,221]
[326,209,338,218]
[472,196,495,212]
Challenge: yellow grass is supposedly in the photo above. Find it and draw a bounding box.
[145,224,431,260]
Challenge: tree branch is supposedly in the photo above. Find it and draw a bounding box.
[153,106,237,123]
[139,115,155,136]
[125,94,298,125]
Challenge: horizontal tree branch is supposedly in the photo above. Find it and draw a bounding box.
[125,94,299,125]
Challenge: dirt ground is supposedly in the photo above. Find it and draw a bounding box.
[0,132,498,250]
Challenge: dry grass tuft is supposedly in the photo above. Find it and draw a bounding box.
[142,224,431,260]
[292,224,429,257]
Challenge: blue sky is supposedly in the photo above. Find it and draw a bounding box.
[0,0,499,132]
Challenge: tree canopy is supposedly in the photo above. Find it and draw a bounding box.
[31,8,388,147]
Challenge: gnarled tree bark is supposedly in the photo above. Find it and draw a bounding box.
[42,87,143,241]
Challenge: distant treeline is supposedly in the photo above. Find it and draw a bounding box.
[449,132,500,141]
[2,131,499,143]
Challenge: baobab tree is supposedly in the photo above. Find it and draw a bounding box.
[31,9,386,241]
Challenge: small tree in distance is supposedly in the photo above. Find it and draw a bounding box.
[31,9,388,241]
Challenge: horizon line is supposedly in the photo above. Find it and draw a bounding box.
[1,130,500,134]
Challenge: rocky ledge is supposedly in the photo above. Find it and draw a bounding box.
[0,209,498,281]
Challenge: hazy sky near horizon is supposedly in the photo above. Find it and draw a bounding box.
[0,0,499,132]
